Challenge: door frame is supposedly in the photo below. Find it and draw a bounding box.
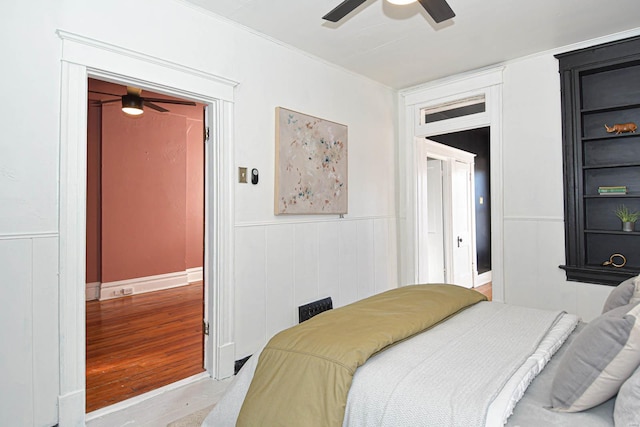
[398,67,504,300]
[57,31,237,425]
[417,139,476,285]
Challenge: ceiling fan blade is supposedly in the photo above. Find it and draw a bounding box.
[88,90,122,97]
[143,98,197,106]
[418,0,455,23]
[100,98,121,104]
[323,0,367,22]
[144,101,169,113]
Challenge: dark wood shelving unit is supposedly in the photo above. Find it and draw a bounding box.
[556,35,640,286]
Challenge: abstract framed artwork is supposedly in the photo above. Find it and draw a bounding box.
[275,107,348,215]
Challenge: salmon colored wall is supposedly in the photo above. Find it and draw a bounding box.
[86,79,204,284]
[186,117,204,269]
[85,104,101,284]
[101,106,187,282]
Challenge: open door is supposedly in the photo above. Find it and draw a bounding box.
[451,160,474,288]
[417,139,476,287]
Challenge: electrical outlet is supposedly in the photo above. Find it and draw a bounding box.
[238,167,248,183]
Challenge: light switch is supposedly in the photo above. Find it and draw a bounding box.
[479,196,484,205]
[239,167,248,183]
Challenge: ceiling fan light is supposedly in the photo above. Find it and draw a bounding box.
[121,94,144,115]
[386,0,417,5]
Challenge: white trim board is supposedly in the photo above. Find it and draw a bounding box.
[476,271,492,287]
[85,282,100,301]
[99,271,189,300]
[87,267,203,301]
[187,266,204,282]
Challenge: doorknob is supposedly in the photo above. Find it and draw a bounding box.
[457,236,463,247]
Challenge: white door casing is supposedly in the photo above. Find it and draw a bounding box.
[58,31,237,425]
[399,67,504,300]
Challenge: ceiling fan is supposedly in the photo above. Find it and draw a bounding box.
[323,0,455,23]
[89,86,196,115]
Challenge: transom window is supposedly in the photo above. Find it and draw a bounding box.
[421,95,486,124]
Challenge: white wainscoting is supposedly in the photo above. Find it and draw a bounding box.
[0,233,59,427]
[233,216,398,359]
[502,216,612,322]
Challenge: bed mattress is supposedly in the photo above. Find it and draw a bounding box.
[204,301,605,426]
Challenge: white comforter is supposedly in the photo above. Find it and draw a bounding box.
[203,302,578,427]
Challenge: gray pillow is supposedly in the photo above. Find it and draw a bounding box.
[615,364,640,426]
[550,303,640,412]
[602,275,639,313]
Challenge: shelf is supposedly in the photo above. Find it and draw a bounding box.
[582,133,639,142]
[559,264,640,286]
[584,229,640,235]
[584,194,639,199]
[583,162,640,169]
[581,103,640,114]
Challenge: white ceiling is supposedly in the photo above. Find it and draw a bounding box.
[183,0,640,89]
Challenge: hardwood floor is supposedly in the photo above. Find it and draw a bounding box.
[86,282,205,413]
[475,282,492,301]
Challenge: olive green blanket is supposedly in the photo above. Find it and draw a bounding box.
[236,284,486,427]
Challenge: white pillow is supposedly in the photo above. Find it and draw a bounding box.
[614,364,640,426]
[602,274,640,313]
[550,303,640,412]
[631,275,640,306]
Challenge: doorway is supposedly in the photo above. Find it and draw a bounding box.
[399,67,504,303]
[430,127,492,285]
[59,32,236,425]
[85,78,206,411]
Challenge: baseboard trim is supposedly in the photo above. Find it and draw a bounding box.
[187,266,203,283]
[218,342,236,379]
[475,271,492,286]
[99,271,189,300]
[86,282,100,301]
[58,389,85,427]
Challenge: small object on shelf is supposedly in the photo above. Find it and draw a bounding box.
[598,185,627,195]
[602,253,627,268]
[604,122,638,134]
[614,204,639,231]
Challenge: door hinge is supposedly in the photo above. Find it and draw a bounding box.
[203,320,209,336]
[204,126,210,142]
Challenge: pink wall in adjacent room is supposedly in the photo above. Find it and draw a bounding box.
[101,106,188,283]
[186,117,204,269]
[85,104,102,284]
[85,79,204,285]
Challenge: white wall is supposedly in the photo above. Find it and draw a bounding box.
[500,46,624,321]
[0,0,397,425]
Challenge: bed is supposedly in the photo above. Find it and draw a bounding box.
[203,279,640,427]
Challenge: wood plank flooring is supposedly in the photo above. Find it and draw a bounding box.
[86,282,205,413]
[475,282,492,301]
